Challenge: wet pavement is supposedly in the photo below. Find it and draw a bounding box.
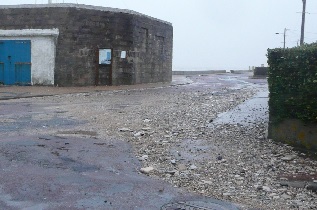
[0,73,267,209]
[213,90,269,127]
[2,134,235,209]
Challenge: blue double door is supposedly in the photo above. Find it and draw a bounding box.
[0,40,31,85]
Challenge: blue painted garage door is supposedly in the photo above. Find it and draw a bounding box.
[0,40,31,85]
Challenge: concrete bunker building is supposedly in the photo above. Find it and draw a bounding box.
[0,4,173,86]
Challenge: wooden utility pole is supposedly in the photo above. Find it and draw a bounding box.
[300,0,306,46]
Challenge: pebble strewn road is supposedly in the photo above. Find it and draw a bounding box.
[3,73,317,209]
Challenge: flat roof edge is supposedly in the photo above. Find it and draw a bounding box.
[0,29,59,37]
[0,4,172,26]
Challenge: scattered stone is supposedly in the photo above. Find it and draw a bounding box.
[280,181,306,188]
[202,180,213,185]
[189,165,197,170]
[140,166,154,174]
[281,194,292,200]
[139,155,148,161]
[143,119,151,123]
[281,155,296,161]
[262,186,271,192]
[118,128,130,132]
[38,75,317,210]
[166,169,178,175]
[307,183,317,192]
[134,131,144,137]
[178,164,187,171]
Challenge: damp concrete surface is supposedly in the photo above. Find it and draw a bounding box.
[0,72,266,209]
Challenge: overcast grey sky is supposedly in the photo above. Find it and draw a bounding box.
[1,0,317,70]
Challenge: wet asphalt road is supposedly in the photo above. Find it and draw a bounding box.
[0,73,266,209]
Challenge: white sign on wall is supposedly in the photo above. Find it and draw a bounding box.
[120,51,126,58]
[99,49,111,64]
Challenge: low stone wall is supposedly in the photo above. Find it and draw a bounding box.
[172,70,226,75]
[268,119,317,151]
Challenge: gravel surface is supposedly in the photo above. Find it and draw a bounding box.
[13,74,317,209]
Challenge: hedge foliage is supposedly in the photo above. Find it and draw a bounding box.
[267,43,317,124]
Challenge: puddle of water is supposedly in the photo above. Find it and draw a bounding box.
[212,91,269,126]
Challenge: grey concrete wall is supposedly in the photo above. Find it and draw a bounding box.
[0,4,173,86]
[268,119,317,151]
[130,15,173,85]
[172,70,227,75]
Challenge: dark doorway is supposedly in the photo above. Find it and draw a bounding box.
[98,48,112,85]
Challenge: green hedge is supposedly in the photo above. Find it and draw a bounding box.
[267,43,317,124]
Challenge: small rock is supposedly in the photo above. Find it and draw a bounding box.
[269,193,277,197]
[140,166,154,174]
[166,169,178,175]
[134,132,144,137]
[261,186,271,192]
[158,187,164,193]
[257,135,265,140]
[142,127,152,131]
[178,164,187,171]
[281,194,292,200]
[280,181,306,188]
[189,165,197,170]
[281,155,296,161]
[217,155,223,160]
[307,183,317,192]
[139,155,148,161]
[119,128,130,132]
[171,159,176,165]
[143,119,151,123]
[202,180,213,185]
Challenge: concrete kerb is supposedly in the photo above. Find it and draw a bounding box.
[172,70,252,75]
[0,75,193,100]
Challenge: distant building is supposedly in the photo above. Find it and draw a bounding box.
[0,4,173,86]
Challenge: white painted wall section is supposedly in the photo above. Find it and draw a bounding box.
[0,29,59,85]
[31,37,56,85]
